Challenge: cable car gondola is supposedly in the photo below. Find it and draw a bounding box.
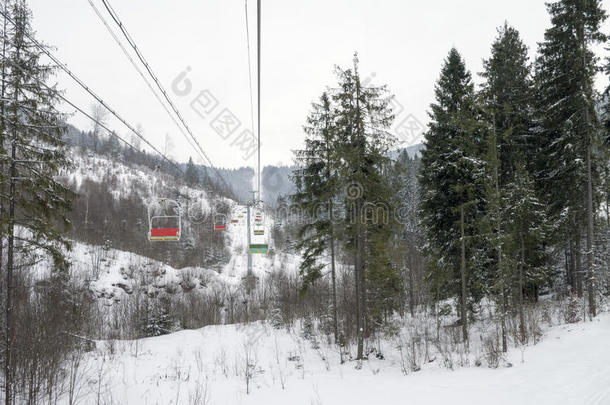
[249,243,268,254]
[214,213,227,231]
[148,199,181,241]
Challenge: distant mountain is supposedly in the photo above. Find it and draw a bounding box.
[206,166,254,203]
[404,143,425,158]
[389,143,425,160]
[261,165,297,206]
[211,165,297,207]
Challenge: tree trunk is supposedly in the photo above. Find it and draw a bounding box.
[354,241,362,359]
[569,237,577,293]
[518,233,526,344]
[576,235,583,298]
[580,15,596,319]
[460,205,468,345]
[353,54,365,361]
[565,247,571,292]
[4,22,20,403]
[328,198,339,343]
[408,253,415,317]
[329,227,338,343]
[0,0,7,343]
[493,148,507,353]
[5,118,17,405]
[352,192,366,360]
[584,110,596,318]
[84,193,89,227]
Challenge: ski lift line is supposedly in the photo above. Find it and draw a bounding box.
[57,90,138,152]
[85,0,201,157]
[0,9,184,174]
[98,0,232,193]
[244,0,256,151]
[8,53,149,167]
[256,0,261,197]
[244,0,258,198]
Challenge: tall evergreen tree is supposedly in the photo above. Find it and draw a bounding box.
[332,54,398,359]
[480,23,534,184]
[533,0,607,316]
[185,156,199,187]
[420,48,486,343]
[292,91,341,341]
[479,23,539,349]
[0,2,73,401]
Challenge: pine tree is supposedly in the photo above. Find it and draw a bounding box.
[480,22,534,184]
[533,0,607,316]
[479,23,536,350]
[142,299,173,337]
[0,2,74,401]
[420,48,486,343]
[332,54,398,359]
[90,102,107,153]
[292,91,341,341]
[185,156,199,187]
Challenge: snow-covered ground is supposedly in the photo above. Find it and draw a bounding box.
[66,313,610,405]
[49,149,610,404]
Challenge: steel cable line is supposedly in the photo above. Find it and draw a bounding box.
[244,0,256,183]
[57,91,138,152]
[0,8,184,174]
[98,0,231,192]
[256,0,261,198]
[7,51,177,184]
[86,0,201,157]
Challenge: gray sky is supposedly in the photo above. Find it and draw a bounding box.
[30,0,609,169]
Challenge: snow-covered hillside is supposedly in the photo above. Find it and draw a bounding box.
[62,149,221,210]
[62,312,610,405]
[33,201,293,305]
[42,146,608,405]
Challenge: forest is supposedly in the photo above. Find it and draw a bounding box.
[0,0,608,403]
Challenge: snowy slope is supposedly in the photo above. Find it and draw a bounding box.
[51,146,295,288]
[61,150,223,212]
[65,313,610,405]
[51,147,610,405]
[29,201,296,304]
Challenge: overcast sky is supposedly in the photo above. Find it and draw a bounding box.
[30,0,609,169]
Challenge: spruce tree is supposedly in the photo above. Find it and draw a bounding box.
[420,48,486,343]
[292,91,340,341]
[480,23,534,184]
[332,54,398,359]
[185,156,199,187]
[0,2,73,401]
[479,23,536,349]
[533,0,607,316]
